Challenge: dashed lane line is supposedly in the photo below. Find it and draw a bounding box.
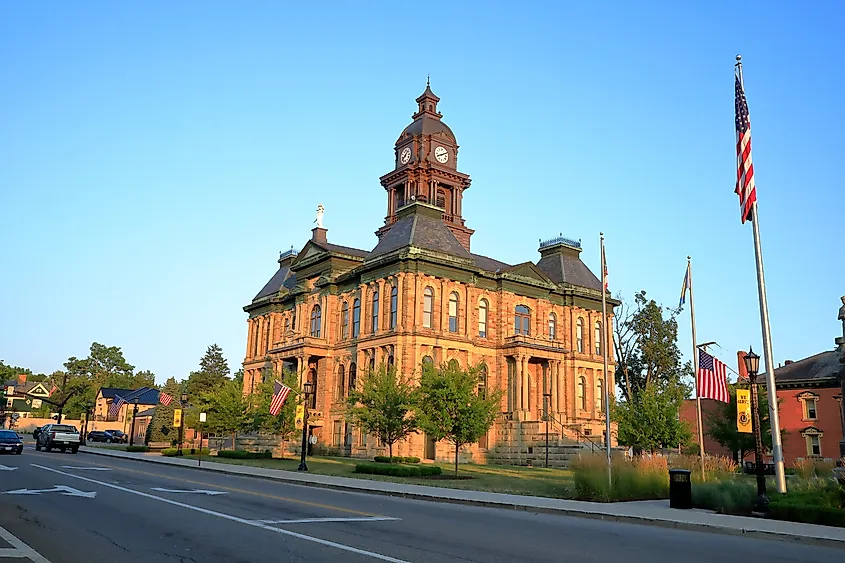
[255,517,400,525]
[0,525,51,563]
[30,464,408,563]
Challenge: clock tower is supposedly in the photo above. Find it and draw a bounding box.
[376,82,474,250]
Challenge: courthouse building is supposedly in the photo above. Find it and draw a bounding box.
[242,84,617,462]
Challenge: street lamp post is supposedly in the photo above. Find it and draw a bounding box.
[743,348,769,513]
[543,392,551,468]
[298,381,314,472]
[129,398,140,447]
[177,392,188,456]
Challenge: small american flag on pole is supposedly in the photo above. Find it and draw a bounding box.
[269,380,292,416]
[735,68,757,224]
[698,350,730,403]
[108,395,126,420]
[159,391,173,406]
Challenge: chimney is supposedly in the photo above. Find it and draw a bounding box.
[784,360,793,365]
[17,374,27,385]
[736,351,748,380]
[311,227,328,245]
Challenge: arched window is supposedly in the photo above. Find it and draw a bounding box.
[308,369,317,409]
[371,289,380,333]
[310,305,321,337]
[421,355,434,368]
[514,305,530,336]
[478,299,488,338]
[369,355,376,373]
[352,298,360,338]
[291,307,297,331]
[448,291,459,333]
[576,318,584,353]
[548,312,557,340]
[348,363,357,393]
[577,376,587,411]
[336,365,346,400]
[596,378,605,413]
[283,318,290,335]
[423,287,434,328]
[595,321,602,355]
[478,363,488,399]
[341,301,349,340]
[448,358,460,370]
[390,286,398,329]
[387,355,395,368]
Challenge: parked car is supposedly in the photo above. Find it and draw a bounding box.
[86,430,110,442]
[105,430,128,443]
[87,430,127,443]
[0,430,23,455]
[35,424,80,454]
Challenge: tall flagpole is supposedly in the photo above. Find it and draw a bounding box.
[687,256,706,482]
[736,55,787,494]
[600,233,612,487]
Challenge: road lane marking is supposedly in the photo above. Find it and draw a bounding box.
[0,464,17,471]
[255,517,400,524]
[31,464,408,563]
[3,485,97,498]
[61,466,112,471]
[0,525,52,563]
[151,488,227,495]
[78,460,382,517]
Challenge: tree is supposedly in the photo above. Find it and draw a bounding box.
[415,361,503,476]
[186,344,231,399]
[146,377,182,445]
[346,363,417,461]
[254,368,300,457]
[0,360,32,381]
[706,383,780,462]
[204,377,254,450]
[613,378,693,454]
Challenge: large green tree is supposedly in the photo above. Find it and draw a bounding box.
[185,344,231,399]
[346,363,417,461]
[254,368,300,457]
[415,361,503,476]
[204,377,255,450]
[613,378,693,454]
[0,360,32,381]
[146,377,182,445]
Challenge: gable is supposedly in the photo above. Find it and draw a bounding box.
[503,262,554,285]
[28,383,50,397]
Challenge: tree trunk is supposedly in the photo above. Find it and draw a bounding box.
[231,431,236,451]
[388,442,393,462]
[280,438,286,459]
[57,409,63,424]
[454,443,459,476]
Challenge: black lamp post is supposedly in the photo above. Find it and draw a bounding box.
[129,398,140,447]
[298,381,314,472]
[176,392,188,456]
[743,347,769,513]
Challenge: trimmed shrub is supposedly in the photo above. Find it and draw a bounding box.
[161,448,179,457]
[125,445,150,453]
[692,480,757,514]
[217,449,273,460]
[189,448,210,455]
[355,463,443,477]
[373,456,421,464]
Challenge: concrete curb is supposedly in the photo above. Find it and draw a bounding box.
[79,447,845,550]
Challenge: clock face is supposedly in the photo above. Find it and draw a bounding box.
[434,146,449,163]
[400,147,411,165]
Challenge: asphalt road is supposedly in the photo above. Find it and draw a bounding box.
[0,448,841,563]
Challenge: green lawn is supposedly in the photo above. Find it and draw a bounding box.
[174,453,573,498]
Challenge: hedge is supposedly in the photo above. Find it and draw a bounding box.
[373,456,421,464]
[125,446,150,453]
[161,448,179,457]
[355,463,442,477]
[217,449,273,460]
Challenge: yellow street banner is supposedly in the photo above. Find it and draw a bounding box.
[173,408,183,429]
[295,404,304,430]
[736,389,752,433]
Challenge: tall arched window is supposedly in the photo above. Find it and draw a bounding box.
[387,355,395,368]
[369,356,376,373]
[371,289,380,333]
[352,298,361,338]
[595,321,602,355]
[578,376,587,411]
[421,355,434,368]
[423,287,434,328]
[514,305,530,336]
[291,307,297,331]
[341,301,349,340]
[596,378,604,413]
[348,363,357,393]
[548,312,557,340]
[478,299,488,338]
[448,358,460,370]
[336,365,346,400]
[390,286,398,329]
[448,292,459,333]
[283,318,290,335]
[576,318,584,353]
[310,305,322,337]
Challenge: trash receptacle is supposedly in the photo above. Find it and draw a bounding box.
[668,468,692,509]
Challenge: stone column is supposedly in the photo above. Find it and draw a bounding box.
[513,356,522,417]
[522,355,529,413]
[397,273,405,331]
[246,320,254,359]
[556,361,565,414]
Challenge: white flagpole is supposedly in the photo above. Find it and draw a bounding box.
[736,55,787,494]
[600,233,612,487]
[687,257,706,482]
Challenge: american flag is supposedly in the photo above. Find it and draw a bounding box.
[698,350,730,403]
[159,391,173,406]
[269,380,292,416]
[109,395,126,419]
[735,69,757,224]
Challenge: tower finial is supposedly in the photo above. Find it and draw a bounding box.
[426,74,430,88]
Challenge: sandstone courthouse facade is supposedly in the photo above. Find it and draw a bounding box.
[242,85,618,463]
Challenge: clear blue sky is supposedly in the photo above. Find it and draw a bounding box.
[2,2,842,384]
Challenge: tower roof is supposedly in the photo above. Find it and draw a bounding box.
[398,82,456,144]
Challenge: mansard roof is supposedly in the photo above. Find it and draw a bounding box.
[253,266,297,301]
[773,350,842,386]
[366,201,472,262]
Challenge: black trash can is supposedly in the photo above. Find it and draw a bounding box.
[668,468,692,509]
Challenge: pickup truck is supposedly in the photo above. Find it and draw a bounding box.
[36,423,80,454]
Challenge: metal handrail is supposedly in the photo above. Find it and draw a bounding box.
[548,414,602,454]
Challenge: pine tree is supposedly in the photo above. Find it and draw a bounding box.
[146,377,182,445]
[185,344,230,399]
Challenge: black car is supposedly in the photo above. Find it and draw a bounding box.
[87,430,127,443]
[86,430,110,442]
[0,430,23,455]
[105,430,128,443]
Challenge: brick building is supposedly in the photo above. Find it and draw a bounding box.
[241,84,617,463]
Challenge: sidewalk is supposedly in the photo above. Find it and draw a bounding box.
[80,446,845,549]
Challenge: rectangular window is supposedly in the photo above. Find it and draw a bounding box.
[807,435,821,457]
[359,428,367,447]
[804,399,818,420]
[333,420,343,447]
[479,307,487,338]
[390,288,398,329]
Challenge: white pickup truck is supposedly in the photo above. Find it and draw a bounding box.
[35,423,80,454]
